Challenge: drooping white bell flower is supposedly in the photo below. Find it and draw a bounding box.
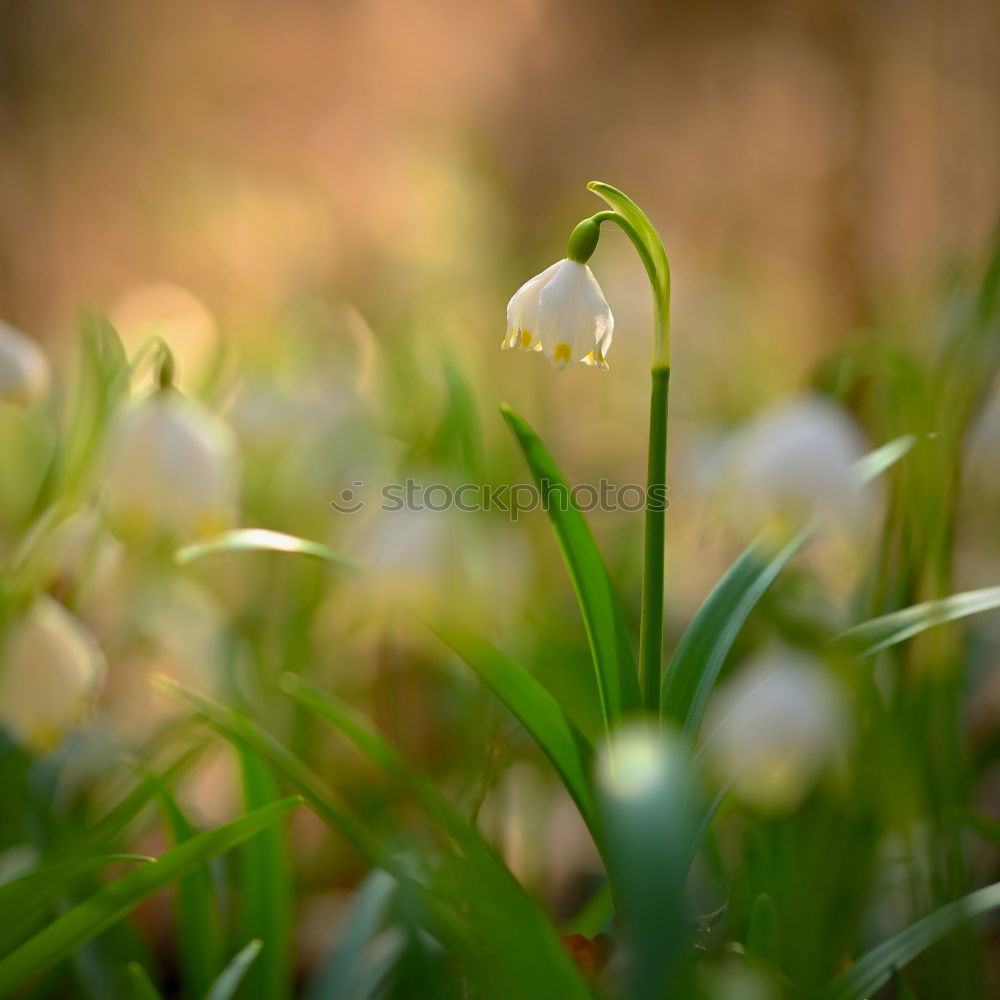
[104,387,238,542]
[714,394,871,544]
[503,259,614,370]
[0,597,106,751]
[702,647,851,812]
[0,319,49,405]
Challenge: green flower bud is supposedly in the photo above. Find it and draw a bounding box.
[566,217,601,263]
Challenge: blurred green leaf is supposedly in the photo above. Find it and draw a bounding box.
[0,855,152,955]
[824,881,1000,1000]
[205,939,264,1000]
[662,529,810,741]
[0,798,300,997]
[153,677,381,862]
[746,893,781,967]
[500,403,639,730]
[597,728,695,1000]
[852,435,916,483]
[175,528,357,569]
[127,961,164,1000]
[433,625,597,830]
[836,585,1000,657]
[156,789,224,998]
[235,744,293,1000]
[280,673,593,1000]
[87,741,208,849]
[305,870,397,1000]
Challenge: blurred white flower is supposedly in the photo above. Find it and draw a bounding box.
[713,394,870,544]
[100,579,226,747]
[703,647,850,812]
[0,597,106,751]
[0,320,49,405]
[104,388,238,542]
[503,259,613,370]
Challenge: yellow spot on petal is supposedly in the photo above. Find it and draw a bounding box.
[520,329,532,347]
[554,343,571,365]
[596,348,605,363]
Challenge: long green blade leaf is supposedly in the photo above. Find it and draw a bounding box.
[279,673,592,1000]
[157,790,223,998]
[127,962,165,1000]
[825,882,1000,1000]
[152,677,382,864]
[235,744,293,1000]
[434,625,596,829]
[175,528,357,570]
[836,585,1000,657]
[500,404,639,728]
[0,798,300,996]
[205,939,264,1000]
[587,181,670,312]
[662,528,810,740]
[305,870,396,1000]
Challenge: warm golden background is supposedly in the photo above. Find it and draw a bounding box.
[3,0,998,336]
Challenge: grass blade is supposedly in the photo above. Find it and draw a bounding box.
[825,882,1000,1000]
[499,403,640,727]
[433,625,596,830]
[235,743,294,1000]
[175,528,357,570]
[0,855,152,956]
[205,939,264,1000]
[305,870,397,1000]
[0,798,300,996]
[662,529,810,741]
[852,434,915,482]
[152,676,381,862]
[279,673,593,1000]
[835,585,1000,657]
[127,962,164,1000]
[156,790,223,998]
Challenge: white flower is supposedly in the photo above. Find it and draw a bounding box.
[503,259,613,370]
[0,320,49,405]
[0,597,106,751]
[104,388,238,542]
[715,394,870,542]
[703,647,850,812]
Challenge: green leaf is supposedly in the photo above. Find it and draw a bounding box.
[174,529,357,570]
[156,789,223,999]
[87,742,208,849]
[153,677,382,863]
[304,870,397,1000]
[746,893,781,966]
[587,181,670,317]
[825,882,1000,1000]
[836,585,1000,657]
[0,798,300,997]
[279,673,593,1000]
[205,940,264,1000]
[500,404,639,728]
[0,855,152,955]
[852,434,916,483]
[235,744,293,1000]
[662,529,811,741]
[127,961,165,1000]
[597,729,695,1000]
[433,625,597,830]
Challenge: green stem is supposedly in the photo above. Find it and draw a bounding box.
[588,194,671,713]
[641,366,669,712]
